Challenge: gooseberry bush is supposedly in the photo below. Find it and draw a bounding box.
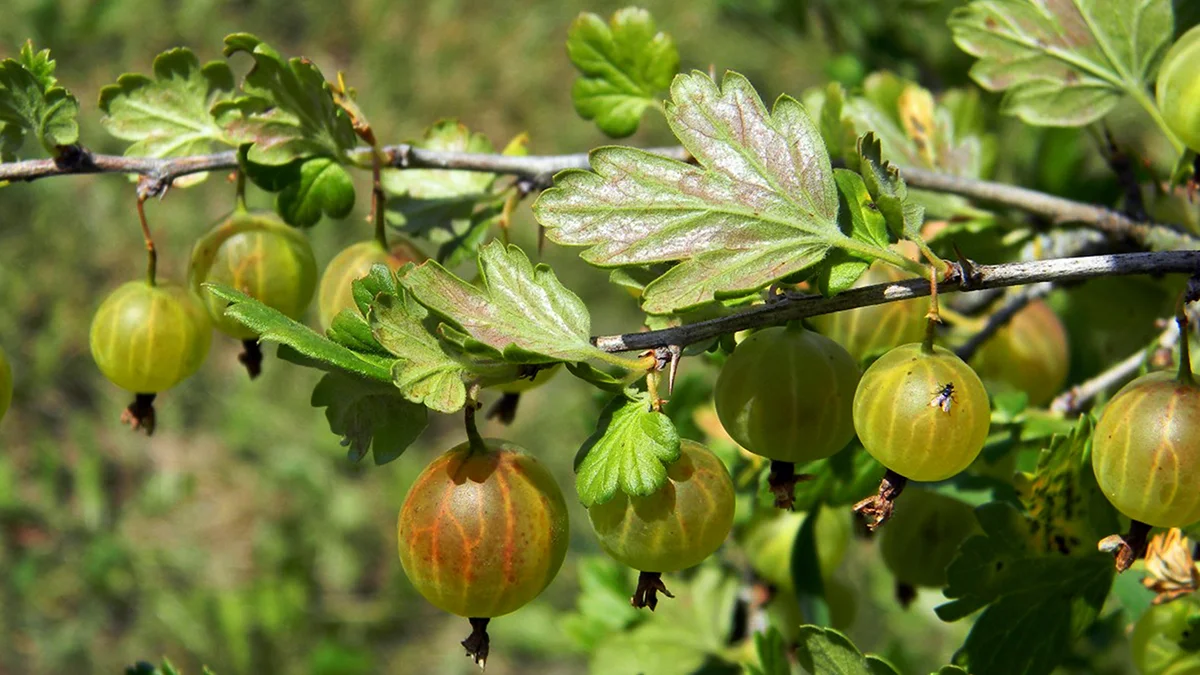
[3,2,1200,673]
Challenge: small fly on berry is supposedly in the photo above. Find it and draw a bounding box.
[930,382,956,413]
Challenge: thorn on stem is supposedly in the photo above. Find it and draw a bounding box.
[631,571,674,611]
[1100,520,1152,572]
[239,339,263,379]
[121,393,157,436]
[853,469,908,531]
[461,617,490,669]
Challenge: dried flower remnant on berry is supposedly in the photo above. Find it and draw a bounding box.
[1143,528,1200,605]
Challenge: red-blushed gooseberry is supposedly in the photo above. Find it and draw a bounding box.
[853,343,990,481]
[397,438,569,618]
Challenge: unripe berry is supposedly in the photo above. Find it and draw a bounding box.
[89,281,212,393]
[317,239,427,329]
[190,210,318,339]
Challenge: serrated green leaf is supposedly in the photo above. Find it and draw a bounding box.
[811,169,895,295]
[936,501,1115,675]
[310,371,427,465]
[99,47,236,185]
[401,240,608,364]
[0,41,79,157]
[567,7,679,137]
[949,0,1173,126]
[573,390,682,506]
[1015,415,1120,556]
[222,33,357,164]
[204,284,393,382]
[856,133,923,241]
[537,71,874,315]
[796,626,901,675]
[369,291,469,414]
[276,157,356,226]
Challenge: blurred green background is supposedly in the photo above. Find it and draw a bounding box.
[0,1,1121,674]
[0,2,832,673]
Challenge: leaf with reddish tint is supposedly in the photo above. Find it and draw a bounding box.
[574,390,681,506]
[221,33,357,164]
[535,71,857,315]
[400,240,607,364]
[949,0,1173,126]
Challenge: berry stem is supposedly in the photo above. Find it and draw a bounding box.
[1175,286,1195,387]
[370,149,389,250]
[767,460,814,510]
[631,571,675,611]
[920,265,942,355]
[461,617,490,669]
[464,382,487,455]
[233,169,248,212]
[238,339,263,380]
[853,469,908,531]
[135,196,156,287]
[121,393,157,435]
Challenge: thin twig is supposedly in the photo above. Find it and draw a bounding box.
[955,282,1054,362]
[0,145,1193,250]
[592,251,1200,353]
[1049,320,1181,415]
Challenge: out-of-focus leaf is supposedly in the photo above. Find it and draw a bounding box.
[949,0,1173,126]
[401,241,608,364]
[274,156,356,227]
[382,119,497,237]
[746,628,792,675]
[590,566,740,675]
[221,33,357,164]
[936,501,1115,675]
[574,390,681,506]
[203,284,393,382]
[0,41,79,157]
[99,47,237,186]
[567,7,679,137]
[537,71,885,315]
[310,372,427,465]
[791,445,887,512]
[561,556,642,651]
[795,626,901,675]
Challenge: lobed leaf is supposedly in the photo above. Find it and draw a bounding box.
[0,41,79,158]
[204,284,393,382]
[310,372,428,465]
[949,0,1174,126]
[221,33,357,164]
[99,47,237,186]
[369,289,469,414]
[936,501,1115,675]
[573,390,681,507]
[536,70,859,315]
[401,240,607,364]
[567,7,679,137]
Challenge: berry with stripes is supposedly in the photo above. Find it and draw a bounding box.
[316,237,426,330]
[853,343,990,482]
[189,209,318,341]
[1092,371,1200,527]
[586,440,735,609]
